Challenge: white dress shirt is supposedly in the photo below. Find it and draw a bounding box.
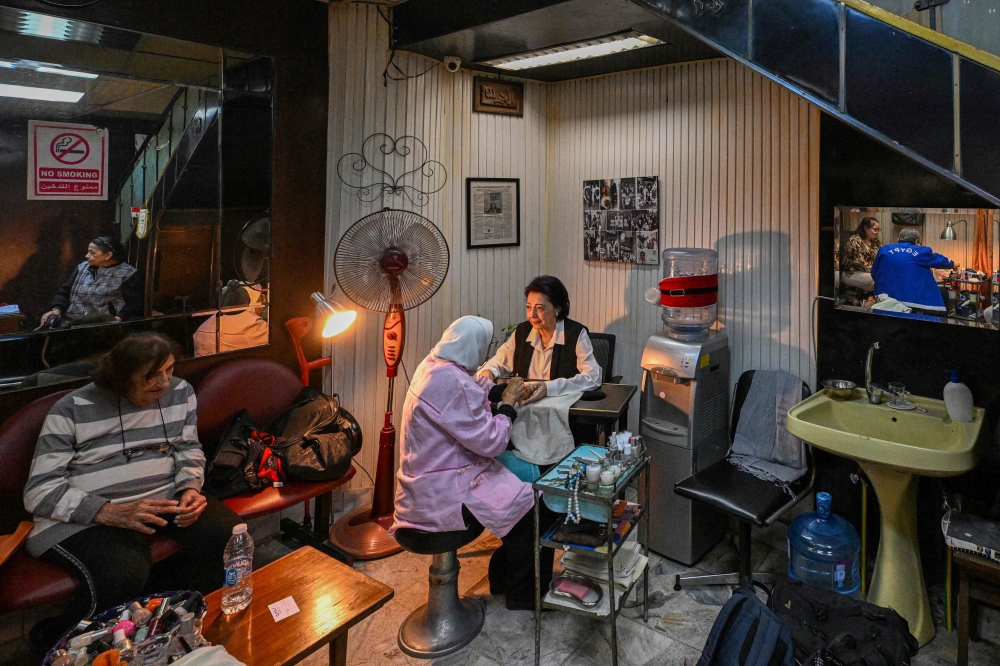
[193,310,269,357]
[477,320,602,396]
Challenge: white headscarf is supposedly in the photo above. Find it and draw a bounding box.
[430,316,494,374]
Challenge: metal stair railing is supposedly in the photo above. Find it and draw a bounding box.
[631,0,1000,205]
[114,87,221,248]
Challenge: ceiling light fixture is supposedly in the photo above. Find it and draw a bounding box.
[0,61,14,68]
[479,31,664,71]
[0,83,84,103]
[19,13,72,40]
[36,66,98,79]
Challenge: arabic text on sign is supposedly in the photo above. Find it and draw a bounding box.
[38,181,100,193]
[481,85,517,109]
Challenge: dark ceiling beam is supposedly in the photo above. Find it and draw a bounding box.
[392,0,572,46]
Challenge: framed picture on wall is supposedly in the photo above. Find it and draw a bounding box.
[584,176,658,264]
[467,178,520,248]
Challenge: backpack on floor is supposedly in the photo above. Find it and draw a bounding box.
[698,586,795,666]
[771,579,918,666]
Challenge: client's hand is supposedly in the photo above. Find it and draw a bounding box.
[501,377,525,406]
[94,499,181,534]
[174,489,208,527]
[39,309,60,326]
[520,381,547,406]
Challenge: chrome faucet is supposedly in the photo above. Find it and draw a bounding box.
[865,342,882,404]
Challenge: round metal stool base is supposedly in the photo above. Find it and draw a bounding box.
[397,597,485,659]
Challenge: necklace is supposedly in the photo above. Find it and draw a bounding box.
[568,471,582,524]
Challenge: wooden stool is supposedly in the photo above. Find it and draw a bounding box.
[954,550,1000,666]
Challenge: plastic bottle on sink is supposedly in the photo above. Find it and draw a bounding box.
[943,370,974,422]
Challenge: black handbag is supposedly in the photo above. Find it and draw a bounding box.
[204,410,270,498]
[892,211,925,226]
[264,387,362,482]
[771,579,918,666]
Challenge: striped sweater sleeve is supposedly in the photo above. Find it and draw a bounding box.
[23,399,108,526]
[171,383,206,492]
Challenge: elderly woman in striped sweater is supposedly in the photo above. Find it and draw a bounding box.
[23,333,241,648]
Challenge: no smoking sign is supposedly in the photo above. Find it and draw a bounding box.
[28,120,108,200]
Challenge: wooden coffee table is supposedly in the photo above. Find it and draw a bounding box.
[202,546,393,665]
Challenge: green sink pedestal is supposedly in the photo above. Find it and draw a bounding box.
[859,462,934,646]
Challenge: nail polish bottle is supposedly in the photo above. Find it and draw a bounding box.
[48,650,73,666]
[129,601,152,628]
[113,629,134,660]
[68,627,111,650]
[148,600,170,636]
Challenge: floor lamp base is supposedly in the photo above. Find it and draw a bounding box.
[329,504,402,560]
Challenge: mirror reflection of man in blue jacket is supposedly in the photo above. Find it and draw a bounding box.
[871,228,955,314]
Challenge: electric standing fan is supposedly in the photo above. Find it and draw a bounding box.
[329,207,450,559]
[233,211,270,287]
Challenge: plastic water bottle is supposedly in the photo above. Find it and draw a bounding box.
[788,492,861,597]
[222,524,254,614]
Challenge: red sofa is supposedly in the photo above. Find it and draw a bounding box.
[0,358,355,616]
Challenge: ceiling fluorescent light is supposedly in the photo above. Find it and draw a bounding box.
[0,83,84,103]
[479,31,664,71]
[19,13,72,40]
[37,66,98,79]
[0,61,14,68]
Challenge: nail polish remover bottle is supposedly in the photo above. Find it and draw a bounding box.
[944,370,974,422]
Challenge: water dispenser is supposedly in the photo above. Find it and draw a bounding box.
[646,248,719,340]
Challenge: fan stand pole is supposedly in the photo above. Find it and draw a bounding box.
[329,308,404,560]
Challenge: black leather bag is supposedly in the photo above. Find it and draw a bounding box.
[892,211,925,226]
[204,410,270,498]
[771,579,918,666]
[265,387,362,482]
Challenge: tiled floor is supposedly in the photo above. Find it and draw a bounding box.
[302,531,1000,666]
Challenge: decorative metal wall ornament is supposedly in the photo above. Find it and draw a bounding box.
[336,133,447,207]
[694,0,725,16]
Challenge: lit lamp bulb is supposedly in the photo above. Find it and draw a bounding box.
[311,292,356,338]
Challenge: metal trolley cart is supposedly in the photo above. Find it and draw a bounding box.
[532,446,650,666]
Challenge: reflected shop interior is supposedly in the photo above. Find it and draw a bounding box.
[0,8,273,392]
[835,207,1000,327]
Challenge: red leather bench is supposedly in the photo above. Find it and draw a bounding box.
[0,358,355,616]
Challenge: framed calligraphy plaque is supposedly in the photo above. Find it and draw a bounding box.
[472,77,524,117]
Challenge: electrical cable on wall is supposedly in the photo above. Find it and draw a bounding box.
[378,7,440,86]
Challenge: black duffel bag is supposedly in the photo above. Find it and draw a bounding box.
[771,579,918,666]
[264,387,362,482]
[204,409,270,498]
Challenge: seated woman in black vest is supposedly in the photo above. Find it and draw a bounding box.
[478,275,601,407]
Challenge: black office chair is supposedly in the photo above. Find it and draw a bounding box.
[672,370,814,591]
[588,332,622,383]
[394,508,486,659]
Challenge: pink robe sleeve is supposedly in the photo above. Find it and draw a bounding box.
[437,383,511,459]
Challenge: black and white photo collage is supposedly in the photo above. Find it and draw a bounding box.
[583,176,658,265]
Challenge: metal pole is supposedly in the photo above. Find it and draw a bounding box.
[644,463,650,623]
[534,491,541,666]
[608,503,617,666]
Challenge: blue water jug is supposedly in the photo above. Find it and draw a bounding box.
[788,492,861,596]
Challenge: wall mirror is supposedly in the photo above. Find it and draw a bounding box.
[0,7,274,393]
[834,206,1000,328]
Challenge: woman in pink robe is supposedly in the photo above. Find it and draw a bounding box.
[390,316,556,610]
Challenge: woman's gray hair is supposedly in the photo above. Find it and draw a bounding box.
[898,228,921,244]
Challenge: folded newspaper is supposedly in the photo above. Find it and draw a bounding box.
[942,510,1000,562]
[561,540,643,589]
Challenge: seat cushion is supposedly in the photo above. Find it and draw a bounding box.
[221,467,356,519]
[395,508,485,555]
[674,458,811,528]
[0,390,71,498]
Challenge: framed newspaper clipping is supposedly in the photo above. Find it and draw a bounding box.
[466,177,520,249]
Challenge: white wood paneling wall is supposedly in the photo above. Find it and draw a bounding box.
[326,6,820,484]
[545,60,821,431]
[326,5,548,487]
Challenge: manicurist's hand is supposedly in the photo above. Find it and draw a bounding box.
[40,309,60,325]
[174,489,208,527]
[502,377,525,406]
[94,499,181,534]
[520,381,548,406]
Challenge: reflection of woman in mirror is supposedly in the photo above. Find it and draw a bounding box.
[39,236,142,327]
[192,280,268,356]
[841,217,881,292]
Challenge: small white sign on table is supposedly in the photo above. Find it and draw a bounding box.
[268,596,300,622]
[27,120,109,200]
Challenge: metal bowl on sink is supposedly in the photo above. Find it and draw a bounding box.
[821,379,857,400]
